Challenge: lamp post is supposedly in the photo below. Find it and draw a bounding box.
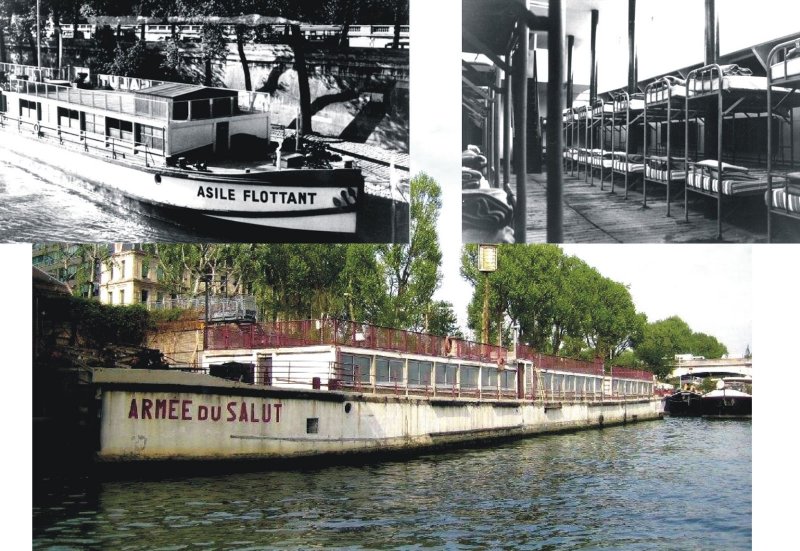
[477,244,498,345]
[200,270,212,349]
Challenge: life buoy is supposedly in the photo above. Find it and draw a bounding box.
[33,123,40,135]
[443,335,453,355]
[154,173,162,184]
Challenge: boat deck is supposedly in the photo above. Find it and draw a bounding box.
[519,171,800,243]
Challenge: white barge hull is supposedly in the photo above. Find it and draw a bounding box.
[0,129,362,234]
[93,369,663,462]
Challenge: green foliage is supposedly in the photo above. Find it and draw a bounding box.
[63,296,151,346]
[699,378,717,393]
[160,37,188,82]
[107,39,148,77]
[462,244,642,359]
[634,316,727,378]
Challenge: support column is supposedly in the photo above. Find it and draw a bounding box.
[547,0,565,242]
[528,49,542,173]
[566,35,574,108]
[590,10,599,101]
[704,0,719,159]
[493,70,502,188]
[504,67,512,184]
[628,0,636,94]
[513,18,529,243]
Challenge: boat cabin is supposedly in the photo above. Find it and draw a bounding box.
[0,63,270,166]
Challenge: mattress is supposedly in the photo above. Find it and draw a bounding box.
[613,160,644,173]
[689,75,769,93]
[592,158,613,168]
[686,169,772,196]
[462,188,513,229]
[592,103,614,115]
[645,166,686,181]
[770,57,800,82]
[767,187,800,213]
[646,86,686,104]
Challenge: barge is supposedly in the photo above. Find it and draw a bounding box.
[87,320,661,463]
[0,63,365,239]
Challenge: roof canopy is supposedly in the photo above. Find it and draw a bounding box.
[135,83,238,101]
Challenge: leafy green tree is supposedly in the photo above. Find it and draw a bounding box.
[689,332,727,359]
[378,173,442,330]
[634,316,694,378]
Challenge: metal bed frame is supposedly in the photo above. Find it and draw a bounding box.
[767,38,800,242]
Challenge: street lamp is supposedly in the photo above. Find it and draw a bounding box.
[477,244,498,345]
[200,270,213,349]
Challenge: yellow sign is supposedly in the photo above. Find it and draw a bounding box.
[478,244,498,272]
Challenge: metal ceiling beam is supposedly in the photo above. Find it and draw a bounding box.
[463,29,512,73]
[462,75,490,100]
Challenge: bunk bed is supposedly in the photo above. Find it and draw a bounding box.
[589,98,614,189]
[684,62,800,240]
[767,38,800,241]
[643,76,687,215]
[610,91,646,197]
[575,105,591,182]
[562,108,579,175]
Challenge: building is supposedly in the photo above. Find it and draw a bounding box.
[99,244,164,306]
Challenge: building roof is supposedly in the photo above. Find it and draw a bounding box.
[134,83,238,101]
[32,266,72,297]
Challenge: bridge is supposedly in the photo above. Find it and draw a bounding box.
[668,357,752,380]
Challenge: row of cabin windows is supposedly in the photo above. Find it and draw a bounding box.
[15,101,164,152]
[340,353,515,389]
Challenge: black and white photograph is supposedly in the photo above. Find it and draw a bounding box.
[463,0,800,243]
[0,0,409,243]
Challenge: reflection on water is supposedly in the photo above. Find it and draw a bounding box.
[33,418,751,550]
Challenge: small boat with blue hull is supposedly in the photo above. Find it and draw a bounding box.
[0,63,369,239]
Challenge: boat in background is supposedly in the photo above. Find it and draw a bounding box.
[663,390,704,417]
[701,384,752,418]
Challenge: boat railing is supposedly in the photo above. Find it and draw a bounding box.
[206,319,509,364]
[0,112,167,164]
[191,358,653,403]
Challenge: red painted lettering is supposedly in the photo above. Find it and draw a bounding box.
[169,399,179,420]
[226,401,236,421]
[239,402,249,422]
[142,399,153,419]
[250,402,259,423]
[211,405,221,421]
[261,403,271,422]
[128,399,138,419]
[198,405,208,421]
[181,400,192,420]
[155,399,167,419]
[274,403,282,423]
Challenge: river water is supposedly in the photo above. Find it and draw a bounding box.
[32,417,751,550]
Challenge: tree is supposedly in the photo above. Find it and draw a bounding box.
[634,316,694,378]
[199,22,227,86]
[689,332,727,359]
[377,173,442,330]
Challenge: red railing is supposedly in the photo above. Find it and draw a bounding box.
[206,319,508,363]
[516,345,604,377]
[610,366,655,382]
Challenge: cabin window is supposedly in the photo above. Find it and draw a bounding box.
[106,117,133,142]
[350,26,361,32]
[500,370,515,390]
[407,360,432,386]
[460,365,478,389]
[400,26,409,33]
[212,97,233,117]
[339,353,371,385]
[57,107,80,130]
[19,99,40,120]
[376,357,403,385]
[435,363,457,387]
[83,113,104,134]
[481,367,498,390]
[190,99,211,120]
[373,26,390,33]
[136,124,165,152]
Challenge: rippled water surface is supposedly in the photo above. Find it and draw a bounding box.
[0,159,208,242]
[33,418,751,550]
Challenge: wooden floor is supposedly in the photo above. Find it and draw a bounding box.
[519,167,800,243]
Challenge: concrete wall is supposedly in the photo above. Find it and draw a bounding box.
[93,368,662,462]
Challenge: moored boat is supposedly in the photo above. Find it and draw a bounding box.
[45,319,663,464]
[0,63,367,239]
[701,387,752,418]
[663,390,704,417]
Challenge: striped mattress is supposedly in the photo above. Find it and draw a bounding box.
[613,160,644,173]
[686,169,773,196]
[767,187,800,213]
